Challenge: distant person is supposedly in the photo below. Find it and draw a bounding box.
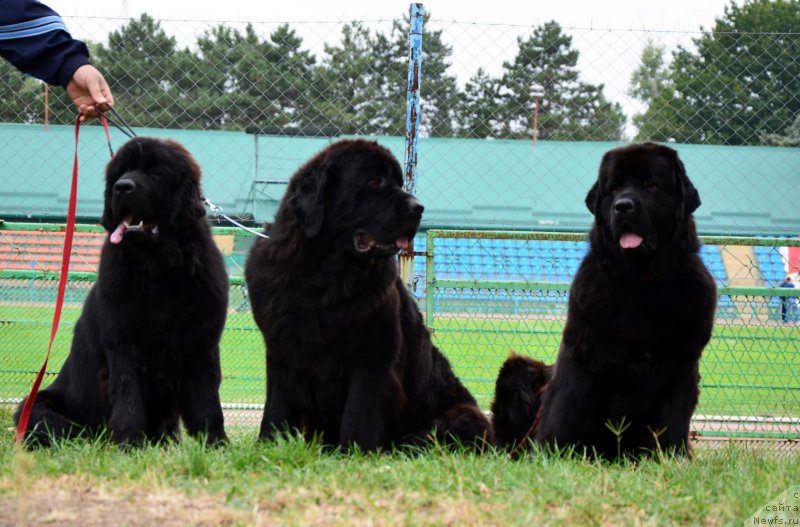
[0,0,114,121]
[779,276,798,323]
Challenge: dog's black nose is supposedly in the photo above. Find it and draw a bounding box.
[614,197,635,214]
[114,178,136,195]
[409,198,424,216]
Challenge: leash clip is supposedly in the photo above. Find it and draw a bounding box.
[203,197,223,217]
[202,197,269,240]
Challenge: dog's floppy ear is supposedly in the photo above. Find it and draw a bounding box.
[101,160,121,232]
[672,152,701,215]
[584,181,599,215]
[289,165,327,238]
[172,140,206,221]
[586,151,614,215]
[167,182,206,227]
[186,185,206,221]
[167,150,206,227]
[101,185,114,231]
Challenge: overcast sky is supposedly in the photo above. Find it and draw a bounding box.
[47,0,736,137]
[49,0,733,30]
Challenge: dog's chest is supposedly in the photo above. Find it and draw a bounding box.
[267,291,402,379]
[588,276,691,334]
[97,273,214,340]
[279,313,384,364]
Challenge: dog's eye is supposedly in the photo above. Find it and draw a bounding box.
[368,177,383,188]
[644,180,658,191]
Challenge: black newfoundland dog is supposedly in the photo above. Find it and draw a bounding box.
[492,143,717,458]
[245,139,493,451]
[14,138,229,446]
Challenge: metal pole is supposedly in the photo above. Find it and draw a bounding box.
[400,3,424,291]
[531,85,544,146]
[44,83,49,132]
[426,230,434,324]
[253,132,259,183]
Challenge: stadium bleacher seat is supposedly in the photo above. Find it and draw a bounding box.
[699,244,727,286]
[753,243,787,287]
[404,234,791,320]
[421,236,593,285]
[0,229,104,273]
[414,234,775,319]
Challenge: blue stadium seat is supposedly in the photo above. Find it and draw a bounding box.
[754,243,787,286]
[699,244,727,286]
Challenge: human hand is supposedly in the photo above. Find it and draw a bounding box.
[66,64,115,122]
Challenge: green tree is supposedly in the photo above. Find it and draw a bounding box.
[311,21,390,134]
[628,40,670,104]
[628,40,672,137]
[764,114,800,146]
[636,0,800,145]
[456,68,504,138]
[185,24,249,129]
[497,22,625,141]
[193,23,316,130]
[0,61,45,123]
[93,14,197,128]
[311,13,459,137]
[264,24,317,128]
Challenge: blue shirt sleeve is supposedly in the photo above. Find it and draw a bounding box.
[0,0,91,87]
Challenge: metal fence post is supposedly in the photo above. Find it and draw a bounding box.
[426,230,435,325]
[400,3,424,291]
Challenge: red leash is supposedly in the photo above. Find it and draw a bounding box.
[15,114,112,443]
[509,404,544,460]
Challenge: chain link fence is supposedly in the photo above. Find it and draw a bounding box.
[422,230,800,444]
[2,225,799,441]
[1,8,799,441]
[1,11,798,233]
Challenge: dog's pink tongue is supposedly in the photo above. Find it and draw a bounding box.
[396,237,410,251]
[620,233,643,249]
[110,222,127,244]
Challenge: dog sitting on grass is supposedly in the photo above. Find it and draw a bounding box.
[15,138,229,447]
[492,143,717,459]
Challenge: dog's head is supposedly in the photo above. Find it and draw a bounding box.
[283,139,423,258]
[585,142,700,260]
[101,138,205,245]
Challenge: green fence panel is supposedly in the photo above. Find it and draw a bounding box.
[425,230,800,442]
[2,223,799,440]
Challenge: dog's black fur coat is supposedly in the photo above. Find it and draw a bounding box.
[490,354,552,449]
[245,139,492,451]
[492,143,717,458]
[15,138,229,446]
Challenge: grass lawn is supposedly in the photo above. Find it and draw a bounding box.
[430,316,800,416]
[3,305,798,421]
[2,304,799,525]
[1,406,798,526]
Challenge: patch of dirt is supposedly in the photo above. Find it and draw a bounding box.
[0,475,249,527]
[250,487,500,527]
[0,476,502,527]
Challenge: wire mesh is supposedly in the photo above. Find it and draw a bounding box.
[1,225,799,441]
[1,13,798,233]
[1,9,799,441]
[0,267,266,429]
[424,230,800,444]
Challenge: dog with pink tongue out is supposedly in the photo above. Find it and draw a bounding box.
[15,137,229,447]
[491,143,717,459]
